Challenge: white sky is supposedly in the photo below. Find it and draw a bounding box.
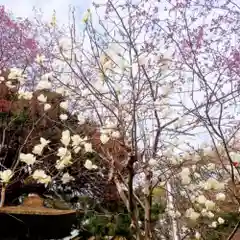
[0,0,91,25]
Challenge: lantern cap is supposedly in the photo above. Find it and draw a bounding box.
[0,194,76,215]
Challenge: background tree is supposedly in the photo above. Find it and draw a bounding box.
[0,6,39,68]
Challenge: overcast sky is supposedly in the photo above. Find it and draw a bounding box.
[0,0,91,24]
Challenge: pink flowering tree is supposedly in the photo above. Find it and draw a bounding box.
[0,6,39,68]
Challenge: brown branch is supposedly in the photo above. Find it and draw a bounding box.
[227,220,240,240]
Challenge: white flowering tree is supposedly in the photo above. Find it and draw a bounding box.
[0,67,131,218]
[7,0,240,239]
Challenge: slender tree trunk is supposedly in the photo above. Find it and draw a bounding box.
[0,185,6,207]
[144,169,153,240]
[166,182,179,240]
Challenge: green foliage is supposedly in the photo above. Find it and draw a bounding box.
[138,202,165,222]
[12,110,28,124]
[80,211,131,238]
[0,112,8,118]
[202,212,240,240]
[76,200,165,238]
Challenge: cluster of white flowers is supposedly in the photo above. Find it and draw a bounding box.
[56,87,66,95]
[60,101,68,110]
[195,231,201,239]
[201,177,225,190]
[216,192,226,201]
[0,169,13,184]
[84,159,98,170]
[61,130,71,146]
[100,134,110,144]
[0,69,103,202]
[44,103,51,111]
[179,167,191,185]
[8,68,26,85]
[99,123,121,144]
[36,73,53,90]
[61,172,74,184]
[19,153,36,165]
[185,208,200,221]
[71,134,88,154]
[56,147,72,169]
[60,114,68,121]
[77,114,86,125]
[55,130,96,171]
[35,54,46,64]
[37,94,47,103]
[18,91,33,100]
[149,158,158,167]
[32,137,50,156]
[32,170,51,186]
[209,217,225,228]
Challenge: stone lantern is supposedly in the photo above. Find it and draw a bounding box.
[0,194,77,239]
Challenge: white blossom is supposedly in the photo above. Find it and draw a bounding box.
[37,94,47,103]
[56,148,72,169]
[19,153,36,165]
[218,217,225,224]
[100,134,110,144]
[84,143,93,152]
[77,115,86,125]
[56,87,66,95]
[0,169,13,183]
[35,54,46,64]
[203,178,225,190]
[207,211,215,218]
[185,208,200,221]
[60,101,68,110]
[32,144,44,156]
[201,208,208,217]
[57,147,69,158]
[210,221,217,228]
[32,137,50,156]
[41,72,53,82]
[216,192,226,201]
[181,167,190,175]
[205,200,215,210]
[192,165,196,171]
[73,146,81,154]
[60,114,68,121]
[5,81,15,89]
[71,135,82,146]
[32,170,51,185]
[36,80,52,90]
[195,232,201,239]
[61,130,71,146]
[84,159,98,170]
[149,158,158,166]
[44,103,51,111]
[18,91,33,100]
[39,137,49,146]
[56,156,72,169]
[196,195,207,204]
[181,175,191,185]
[194,172,201,178]
[111,131,120,139]
[61,173,74,184]
[8,68,25,81]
